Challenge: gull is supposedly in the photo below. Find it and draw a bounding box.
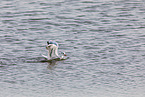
[42,40,66,60]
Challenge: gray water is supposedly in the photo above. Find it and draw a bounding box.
[0,0,145,97]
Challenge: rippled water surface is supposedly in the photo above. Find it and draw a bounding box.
[1,0,145,97]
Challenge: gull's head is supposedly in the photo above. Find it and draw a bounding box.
[46,40,58,50]
[47,40,58,47]
[61,52,67,56]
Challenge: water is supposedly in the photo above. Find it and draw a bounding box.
[0,0,145,97]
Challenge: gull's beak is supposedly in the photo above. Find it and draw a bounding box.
[63,52,67,56]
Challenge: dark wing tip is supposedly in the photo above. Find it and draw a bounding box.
[47,41,49,45]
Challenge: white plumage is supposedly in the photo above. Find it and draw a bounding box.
[42,41,66,60]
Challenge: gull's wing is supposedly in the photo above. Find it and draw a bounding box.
[42,54,48,59]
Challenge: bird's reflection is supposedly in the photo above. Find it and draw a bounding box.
[47,60,58,70]
[40,57,68,70]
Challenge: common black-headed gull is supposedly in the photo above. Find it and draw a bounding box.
[42,40,66,60]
